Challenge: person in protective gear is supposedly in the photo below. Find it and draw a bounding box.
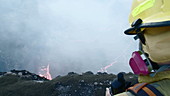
[106,0,170,96]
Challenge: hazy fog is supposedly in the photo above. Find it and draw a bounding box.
[0,0,137,77]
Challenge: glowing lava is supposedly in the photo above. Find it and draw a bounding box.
[39,64,52,80]
[98,61,117,72]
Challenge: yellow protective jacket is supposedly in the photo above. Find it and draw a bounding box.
[114,70,170,96]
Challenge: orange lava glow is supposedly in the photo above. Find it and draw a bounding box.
[98,61,117,72]
[39,64,52,80]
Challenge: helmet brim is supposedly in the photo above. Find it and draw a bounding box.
[124,21,170,35]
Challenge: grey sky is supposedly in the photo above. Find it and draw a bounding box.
[0,0,137,77]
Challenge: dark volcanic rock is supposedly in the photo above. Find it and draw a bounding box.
[0,70,137,96]
[9,69,48,81]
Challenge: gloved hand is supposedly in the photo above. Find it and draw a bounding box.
[105,88,111,96]
[110,72,131,95]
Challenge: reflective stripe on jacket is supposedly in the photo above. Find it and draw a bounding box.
[114,71,170,96]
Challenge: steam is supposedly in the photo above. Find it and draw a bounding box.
[0,0,136,77]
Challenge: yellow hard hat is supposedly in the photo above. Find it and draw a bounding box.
[125,0,170,35]
[130,0,170,24]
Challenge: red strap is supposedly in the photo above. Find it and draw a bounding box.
[127,83,147,94]
[142,87,156,96]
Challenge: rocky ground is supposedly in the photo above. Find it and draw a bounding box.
[0,70,138,96]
